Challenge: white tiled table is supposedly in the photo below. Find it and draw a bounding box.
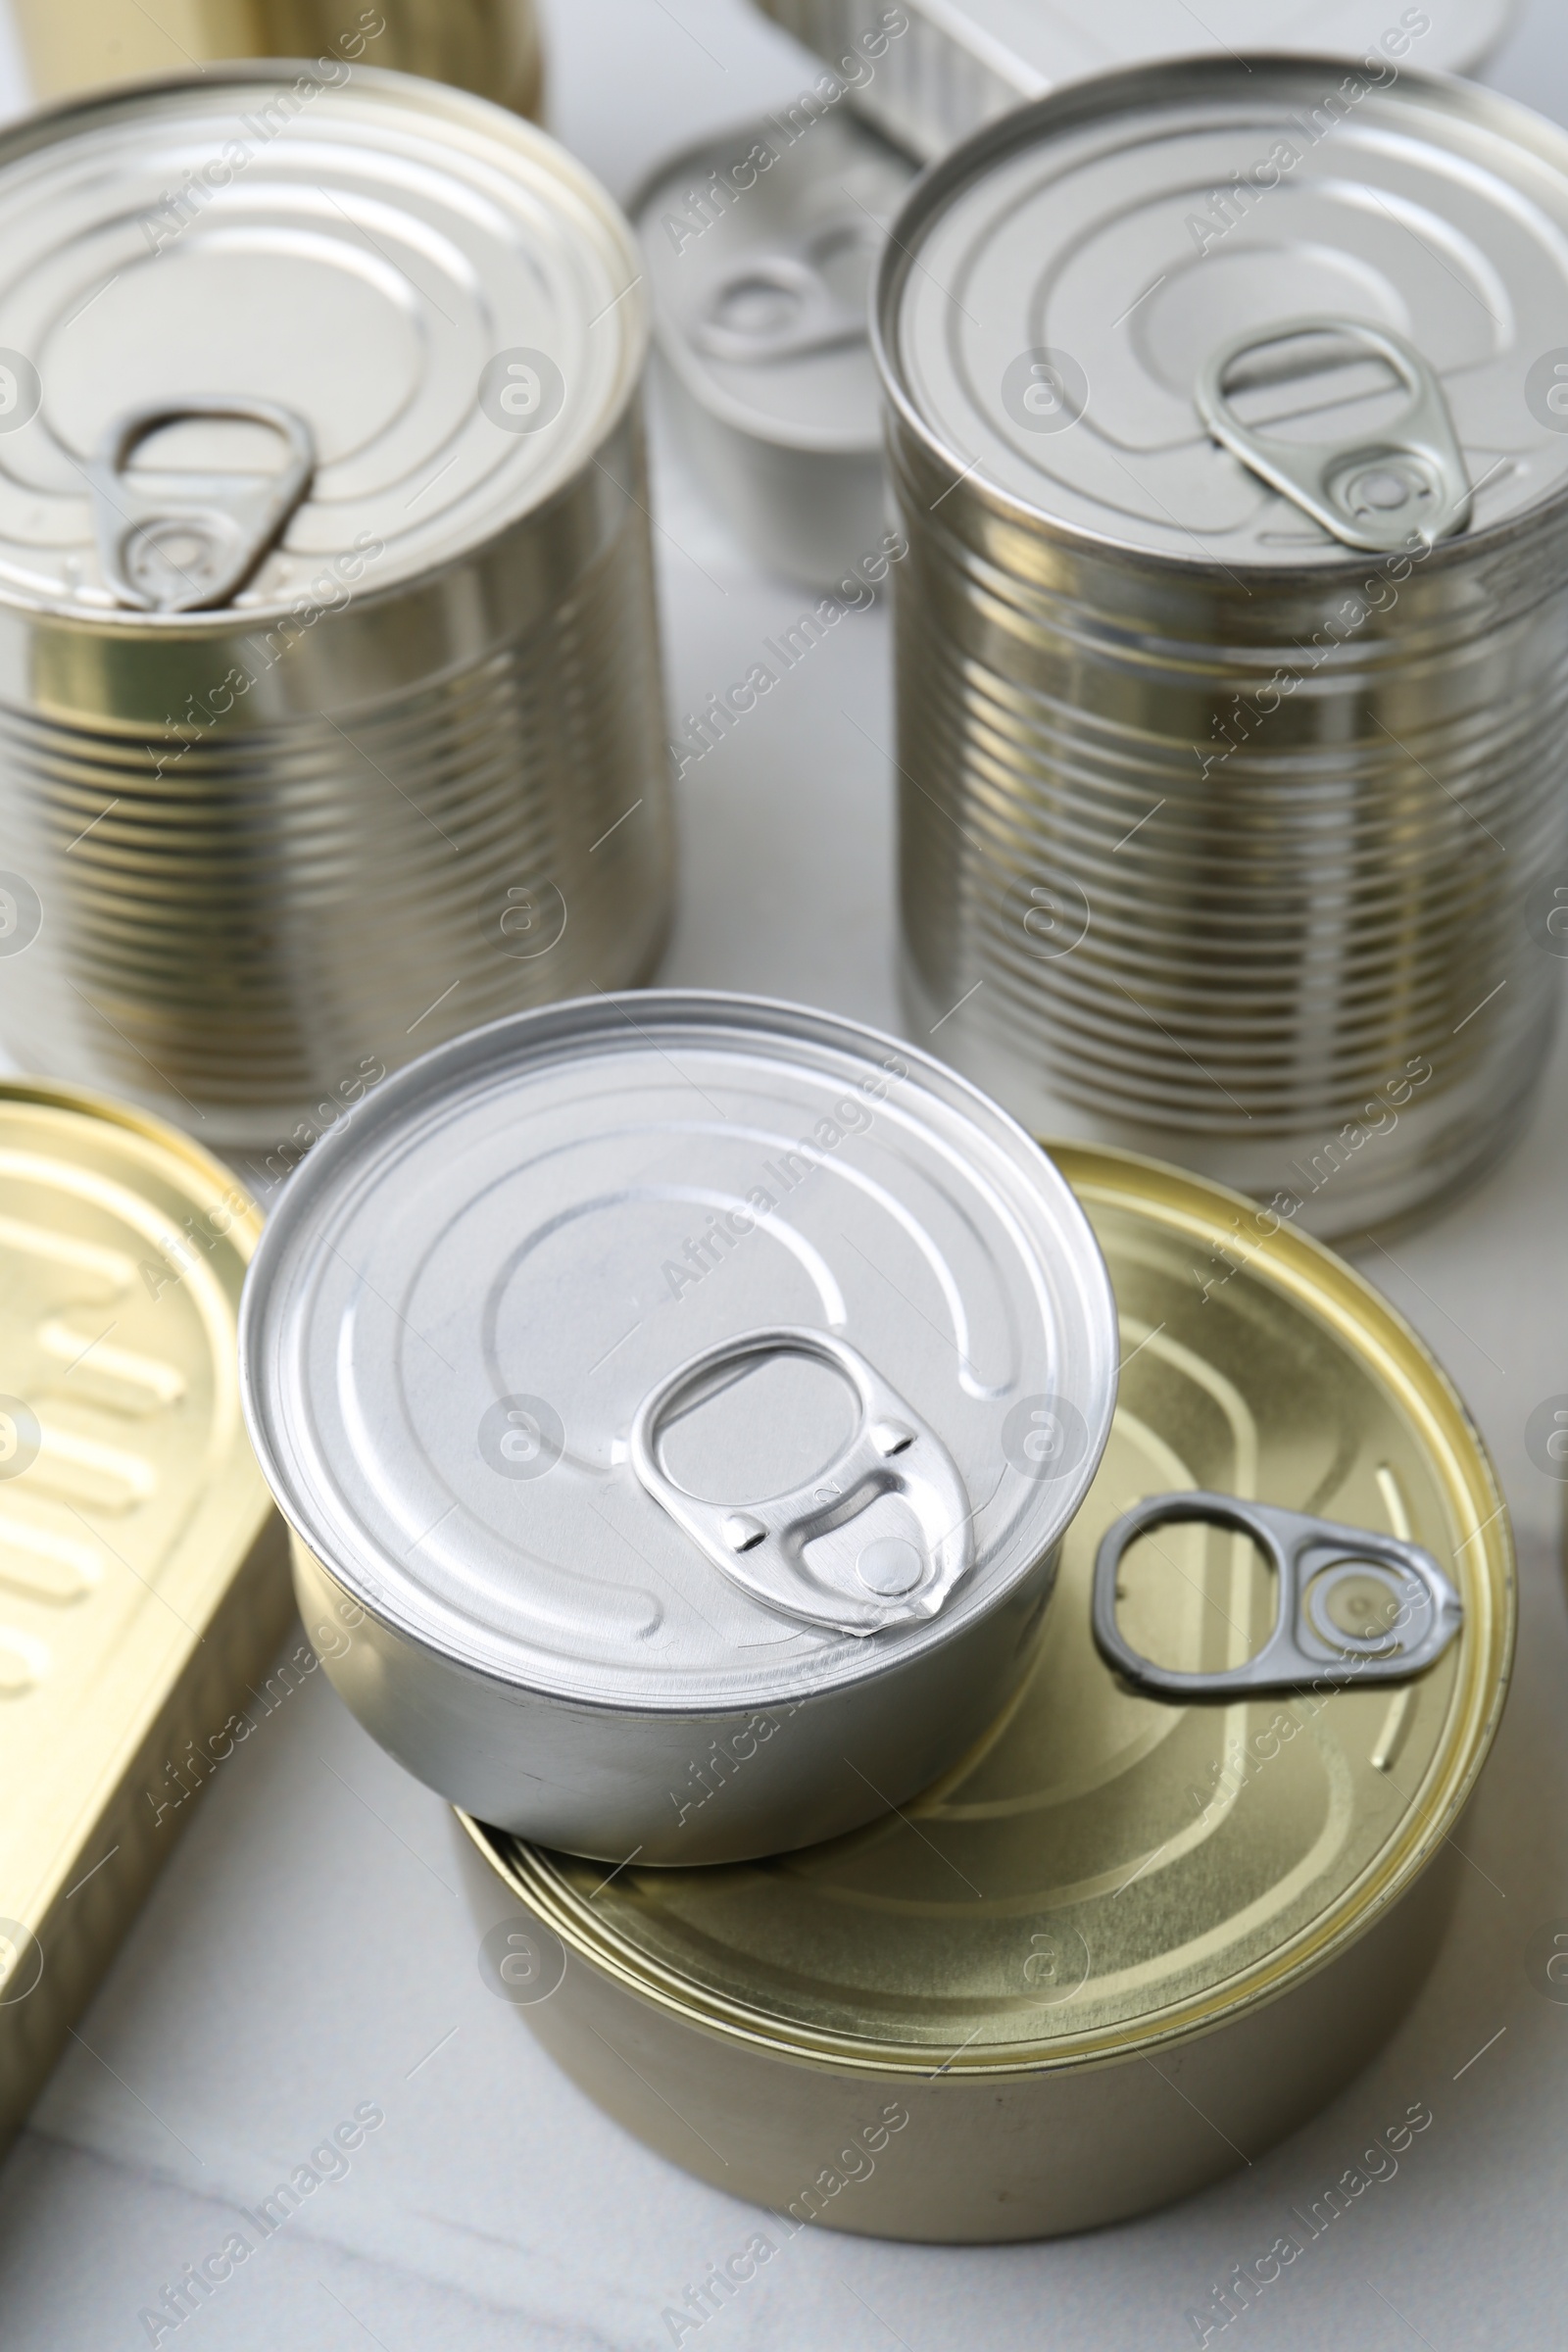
[3,4,1568,2345]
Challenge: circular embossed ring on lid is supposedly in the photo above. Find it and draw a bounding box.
[239,991,1120,1863]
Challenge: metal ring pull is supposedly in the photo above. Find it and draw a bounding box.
[630,1326,974,1636]
[1091,1491,1463,1701]
[1195,315,1472,554]
[90,396,316,613]
[694,223,878,367]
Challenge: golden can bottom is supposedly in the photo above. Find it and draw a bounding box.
[455,1142,1513,2241]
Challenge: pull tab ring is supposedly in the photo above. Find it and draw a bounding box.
[694,223,877,367]
[630,1326,974,1637]
[1195,315,1472,554]
[91,397,316,613]
[1091,1490,1463,1701]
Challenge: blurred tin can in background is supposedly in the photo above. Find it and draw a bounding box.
[13,1,544,122]
[875,60,1568,1240]
[750,0,1516,164]
[456,1142,1514,2239]
[0,1079,290,2158]
[634,110,915,587]
[0,67,671,1154]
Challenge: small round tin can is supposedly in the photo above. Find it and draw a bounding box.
[12,2,544,121]
[238,992,1121,1864]
[634,110,916,586]
[0,67,670,1151]
[456,1142,1514,2239]
[874,59,1568,1239]
[751,0,1517,164]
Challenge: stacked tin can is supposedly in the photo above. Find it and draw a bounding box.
[0,67,670,1154]
[874,58,1568,1237]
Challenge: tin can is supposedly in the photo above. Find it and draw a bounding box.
[238,991,1122,1864]
[12,1,544,122]
[751,0,1516,164]
[0,67,671,1153]
[634,111,915,587]
[0,1078,291,2160]
[874,59,1568,1241]
[455,1140,1514,2241]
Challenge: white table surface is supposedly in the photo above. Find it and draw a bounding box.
[3,3,1568,2346]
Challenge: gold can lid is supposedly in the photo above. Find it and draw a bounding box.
[0,1081,274,1981]
[477,1145,1515,2073]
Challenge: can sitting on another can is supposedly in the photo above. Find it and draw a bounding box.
[457,1141,1513,2242]
[875,58,1568,1240]
[239,991,1122,1864]
[12,1,545,122]
[0,68,671,1153]
[635,110,916,587]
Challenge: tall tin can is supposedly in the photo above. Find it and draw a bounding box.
[0,68,670,1154]
[456,1142,1514,2240]
[12,2,544,122]
[873,59,1568,1240]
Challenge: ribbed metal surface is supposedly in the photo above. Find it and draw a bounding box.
[0,433,670,1153]
[891,427,1568,1235]
[0,71,671,1154]
[876,66,1568,1239]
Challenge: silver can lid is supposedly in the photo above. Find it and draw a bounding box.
[238,993,1118,1711]
[635,111,916,456]
[0,67,644,622]
[877,57,1568,566]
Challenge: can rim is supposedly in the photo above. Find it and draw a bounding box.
[0,1071,264,1255]
[466,1138,1515,2073]
[0,62,650,633]
[871,51,1568,581]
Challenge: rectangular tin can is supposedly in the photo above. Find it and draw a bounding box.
[455,1141,1513,2239]
[0,67,671,1152]
[12,2,544,121]
[0,1080,291,2160]
[875,59,1568,1239]
[751,0,1515,162]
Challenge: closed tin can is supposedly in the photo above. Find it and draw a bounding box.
[0,68,670,1152]
[874,60,1568,1240]
[238,992,1121,1863]
[0,1079,291,2160]
[13,1,544,122]
[634,111,915,587]
[752,0,1515,163]
[456,1141,1514,2240]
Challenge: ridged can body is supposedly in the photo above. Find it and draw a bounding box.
[13,1,545,122]
[454,1141,1515,2238]
[0,70,671,1153]
[875,62,1568,1238]
[891,431,1568,1234]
